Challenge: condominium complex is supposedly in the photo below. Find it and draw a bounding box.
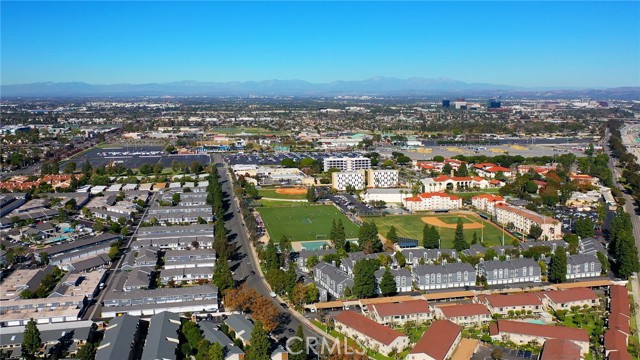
[404,192,462,212]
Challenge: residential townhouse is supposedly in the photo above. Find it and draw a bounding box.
[313,262,354,299]
[159,267,214,285]
[141,312,181,360]
[434,304,492,328]
[412,262,476,291]
[295,248,337,272]
[334,311,410,357]
[121,248,158,271]
[368,300,432,326]
[374,268,412,293]
[136,224,214,239]
[102,285,218,317]
[478,293,544,316]
[566,254,601,279]
[400,248,458,266]
[96,314,141,360]
[132,236,213,250]
[489,320,589,356]
[540,339,582,360]
[542,288,600,311]
[123,267,153,292]
[225,314,254,346]
[476,257,541,286]
[0,320,93,359]
[42,233,122,264]
[200,321,245,360]
[406,320,462,360]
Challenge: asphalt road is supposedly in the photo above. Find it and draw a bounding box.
[212,154,321,341]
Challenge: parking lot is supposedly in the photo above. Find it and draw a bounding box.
[67,144,210,168]
[551,205,601,234]
[225,151,366,166]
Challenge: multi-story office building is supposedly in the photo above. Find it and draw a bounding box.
[323,157,371,172]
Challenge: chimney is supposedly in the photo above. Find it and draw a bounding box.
[451,169,455,177]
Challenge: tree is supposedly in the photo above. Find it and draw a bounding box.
[386,226,398,243]
[574,218,594,239]
[528,224,543,240]
[453,218,469,251]
[247,321,271,360]
[280,235,292,264]
[208,342,224,360]
[165,145,176,153]
[423,224,439,249]
[306,255,319,271]
[290,325,307,360]
[358,222,381,254]
[213,255,235,294]
[190,161,203,174]
[264,239,280,271]
[379,269,397,296]
[76,342,96,360]
[549,246,567,283]
[39,252,49,265]
[172,193,181,206]
[306,185,317,202]
[64,161,76,174]
[491,349,503,360]
[21,319,41,360]
[352,259,379,299]
[394,251,406,268]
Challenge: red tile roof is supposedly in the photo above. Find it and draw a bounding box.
[543,288,598,305]
[472,194,504,202]
[540,338,581,360]
[371,300,430,318]
[604,328,628,352]
[334,311,405,346]
[407,192,461,201]
[608,349,633,360]
[610,285,630,318]
[485,166,511,173]
[495,204,559,225]
[410,320,461,360]
[437,304,490,318]
[609,312,630,335]
[490,320,589,343]
[482,293,543,308]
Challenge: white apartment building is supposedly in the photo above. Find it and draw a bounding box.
[494,204,562,240]
[331,170,366,191]
[404,192,462,212]
[366,169,399,188]
[323,157,371,172]
[471,194,506,217]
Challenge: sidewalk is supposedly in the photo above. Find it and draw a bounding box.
[629,275,640,343]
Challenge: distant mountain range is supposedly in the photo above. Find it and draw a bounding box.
[2,77,639,99]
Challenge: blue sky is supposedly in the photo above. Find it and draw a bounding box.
[1,1,639,87]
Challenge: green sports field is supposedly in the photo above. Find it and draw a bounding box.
[258,205,360,242]
[370,213,515,249]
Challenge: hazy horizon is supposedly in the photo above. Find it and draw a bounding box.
[2,2,639,88]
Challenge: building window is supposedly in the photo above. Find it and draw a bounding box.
[590,262,595,272]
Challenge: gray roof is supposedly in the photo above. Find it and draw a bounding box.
[225,314,254,343]
[0,320,93,347]
[412,262,475,277]
[141,312,181,360]
[519,240,567,251]
[96,314,140,360]
[579,237,606,255]
[569,253,600,265]
[199,321,245,357]
[123,267,153,289]
[26,265,55,290]
[374,268,411,279]
[105,284,218,302]
[136,224,214,238]
[69,254,111,272]
[47,233,121,257]
[160,267,214,278]
[463,243,487,256]
[480,257,541,272]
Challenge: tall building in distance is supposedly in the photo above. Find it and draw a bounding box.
[488,100,502,109]
[442,99,450,108]
[323,156,371,172]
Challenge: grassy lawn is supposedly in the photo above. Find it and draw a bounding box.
[370,213,515,249]
[258,188,308,200]
[258,205,359,242]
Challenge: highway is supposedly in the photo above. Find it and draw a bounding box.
[212,154,323,340]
